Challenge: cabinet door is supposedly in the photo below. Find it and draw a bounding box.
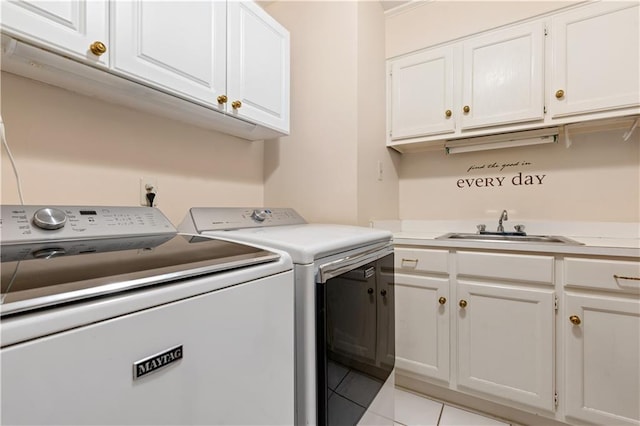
[457,281,555,411]
[395,273,450,383]
[565,292,640,426]
[389,46,455,141]
[461,21,544,130]
[227,2,290,134]
[550,2,640,118]
[1,0,109,66]
[112,1,226,108]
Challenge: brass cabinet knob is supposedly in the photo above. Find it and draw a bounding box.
[463,105,470,113]
[569,315,581,325]
[459,299,468,308]
[89,41,107,56]
[217,95,228,104]
[555,89,565,99]
[438,297,447,305]
[231,100,242,109]
[445,109,452,118]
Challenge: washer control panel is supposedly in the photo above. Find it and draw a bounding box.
[1,205,176,244]
[188,207,307,232]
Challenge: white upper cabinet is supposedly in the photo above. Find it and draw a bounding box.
[460,22,545,130]
[0,0,290,139]
[1,0,109,66]
[227,2,290,133]
[389,46,455,141]
[112,1,227,108]
[550,2,640,119]
[386,2,640,152]
[387,20,545,146]
[112,0,289,133]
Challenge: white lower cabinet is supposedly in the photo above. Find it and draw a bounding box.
[395,273,450,383]
[394,248,450,383]
[564,258,640,426]
[455,251,556,412]
[395,245,640,425]
[456,280,555,411]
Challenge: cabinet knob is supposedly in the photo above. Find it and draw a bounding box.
[463,105,470,113]
[439,297,447,305]
[445,109,452,118]
[89,41,107,56]
[232,100,242,109]
[555,89,565,99]
[367,288,374,295]
[380,289,387,297]
[459,299,468,308]
[569,315,581,325]
[217,95,228,104]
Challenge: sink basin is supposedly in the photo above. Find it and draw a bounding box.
[436,233,583,245]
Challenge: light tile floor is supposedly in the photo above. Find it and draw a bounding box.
[394,388,511,426]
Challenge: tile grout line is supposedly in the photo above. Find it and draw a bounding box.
[436,403,445,426]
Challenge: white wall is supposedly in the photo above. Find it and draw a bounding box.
[0,72,265,225]
[264,1,399,226]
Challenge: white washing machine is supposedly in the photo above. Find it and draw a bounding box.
[1,205,295,425]
[180,207,396,426]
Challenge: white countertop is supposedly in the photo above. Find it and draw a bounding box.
[373,220,640,258]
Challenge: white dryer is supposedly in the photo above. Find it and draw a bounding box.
[1,205,295,425]
[180,207,396,426]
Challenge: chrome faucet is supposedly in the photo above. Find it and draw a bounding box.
[497,210,508,233]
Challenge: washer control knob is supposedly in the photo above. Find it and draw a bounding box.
[33,208,67,230]
[251,209,271,222]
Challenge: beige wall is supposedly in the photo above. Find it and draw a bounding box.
[357,1,401,225]
[399,129,640,222]
[264,1,399,226]
[0,72,265,225]
[386,1,577,58]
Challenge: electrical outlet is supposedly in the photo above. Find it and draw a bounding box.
[140,177,158,207]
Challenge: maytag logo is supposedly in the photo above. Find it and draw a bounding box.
[133,345,183,380]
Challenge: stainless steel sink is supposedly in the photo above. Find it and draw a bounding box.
[436,233,583,245]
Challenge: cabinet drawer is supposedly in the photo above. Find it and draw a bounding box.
[395,248,448,274]
[457,252,554,284]
[565,258,640,293]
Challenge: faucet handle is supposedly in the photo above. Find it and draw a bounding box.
[514,224,525,233]
[477,224,486,233]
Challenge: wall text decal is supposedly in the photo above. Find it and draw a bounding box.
[457,160,546,189]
